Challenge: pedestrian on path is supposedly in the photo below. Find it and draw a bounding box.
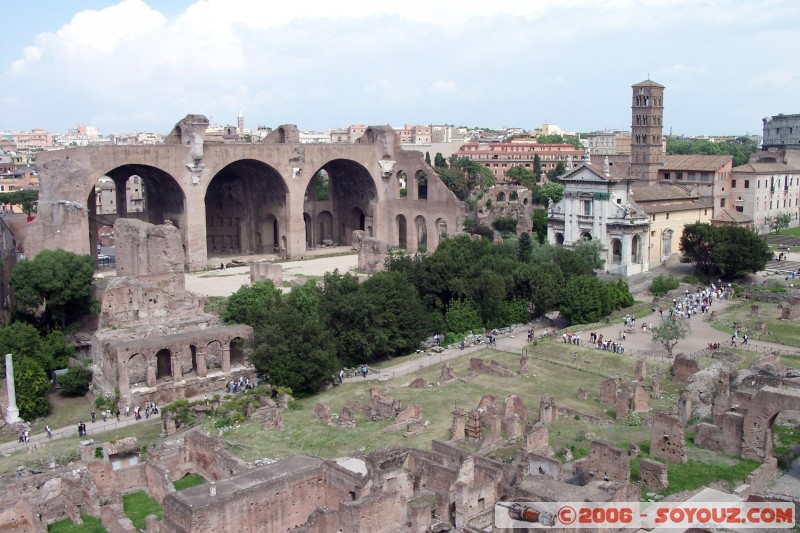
[102,410,107,422]
[45,425,52,439]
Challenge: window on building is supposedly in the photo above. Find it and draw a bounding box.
[663,172,670,180]
[704,209,708,215]
[745,180,749,188]
[581,200,592,216]
[666,213,670,220]
[720,198,726,208]
[732,180,737,188]
[735,206,743,213]
[677,172,683,180]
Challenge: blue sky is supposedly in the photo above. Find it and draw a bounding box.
[1,0,798,136]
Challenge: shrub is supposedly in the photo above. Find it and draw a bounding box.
[472,225,494,240]
[58,364,93,396]
[650,275,680,297]
[491,216,518,234]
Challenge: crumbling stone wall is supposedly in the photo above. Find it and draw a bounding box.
[694,412,744,456]
[672,354,700,384]
[469,358,515,377]
[352,230,388,272]
[650,413,688,464]
[574,440,630,484]
[638,458,668,491]
[250,262,283,285]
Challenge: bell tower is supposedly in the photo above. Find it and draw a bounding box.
[630,79,665,184]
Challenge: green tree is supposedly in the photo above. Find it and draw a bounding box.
[680,223,770,279]
[0,189,38,216]
[434,152,448,169]
[314,172,330,201]
[247,282,337,395]
[546,161,566,181]
[650,275,680,297]
[506,165,537,188]
[491,216,518,234]
[572,239,605,272]
[712,225,770,279]
[436,167,469,200]
[536,134,583,149]
[0,322,42,378]
[667,137,756,167]
[16,357,51,419]
[10,250,95,328]
[533,154,542,180]
[517,232,533,262]
[425,152,432,166]
[538,182,565,205]
[680,222,716,275]
[452,157,496,191]
[58,364,93,396]
[767,213,791,234]
[651,318,691,358]
[223,281,283,327]
[560,275,607,324]
[445,299,482,334]
[531,209,548,243]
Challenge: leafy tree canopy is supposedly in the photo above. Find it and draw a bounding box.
[10,250,95,328]
[667,137,757,167]
[536,134,583,149]
[506,165,538,188]
[16,357,51,419]
[0,189,38,216]
[434,152,448,169]
[651,318,691,357]
[680,222,770,279]
[538,182,565,205]
[58,364,93,396]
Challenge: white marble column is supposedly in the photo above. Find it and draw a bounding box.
[5,354,21,423]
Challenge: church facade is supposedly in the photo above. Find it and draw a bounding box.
[547,159,650,276]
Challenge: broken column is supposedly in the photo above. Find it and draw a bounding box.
[5,354,21,423]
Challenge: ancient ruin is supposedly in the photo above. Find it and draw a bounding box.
[92,219,254,406]
[29,117,464,270]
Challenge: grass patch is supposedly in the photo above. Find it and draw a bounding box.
[204,295,228,314]
[666,457,759,495]
[0,419,163,477]
[122,491,162,530]
[773,423,800,470]
[173,472,207,491]
[708,301,800,348]
[779,227,800,237]
[48,515,107,533]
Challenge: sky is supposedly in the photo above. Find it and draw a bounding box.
[1,0,798,137]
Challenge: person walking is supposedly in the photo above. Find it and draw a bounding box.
[90,411,96,423]
[45,425,52,439]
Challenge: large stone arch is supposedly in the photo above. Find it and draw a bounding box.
[127,353,147,388]
[414,215,428,251]
[303,158,377,247]
[742,387,800,461]
[88,164,185,266]
[156,348,173,383]
[397,214,408,249]
[205,159,288,256]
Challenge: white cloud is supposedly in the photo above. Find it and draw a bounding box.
[1,0,799,134]
[431,80,456,92]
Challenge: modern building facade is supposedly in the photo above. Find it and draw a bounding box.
[631,184,712,267]
[729,161,800,232]
[453,141,584,181]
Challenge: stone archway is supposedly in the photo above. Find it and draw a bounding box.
[206,340,223,371]
[742,387,800,461]
[88,165,185,267]
[611,238,622,264]
[555,233,564,245]
[414,215,428,251]
[497,192,506,202]
[304,159,377,246]
[230,337,245,367]
[397,214,407,249]
[127,353,147,388]
[155,349,172,382]
[205,159,288,256]
[631,234,642,264]
[580,231,592,241]
[416,170,427,200]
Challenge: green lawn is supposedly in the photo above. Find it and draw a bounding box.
[48,516,107,533]
[779,227,800,237]
[122,491,162,530]
[708,301,800,348]
[173,472,207,490]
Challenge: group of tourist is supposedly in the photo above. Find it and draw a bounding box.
[226,376,254,393]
